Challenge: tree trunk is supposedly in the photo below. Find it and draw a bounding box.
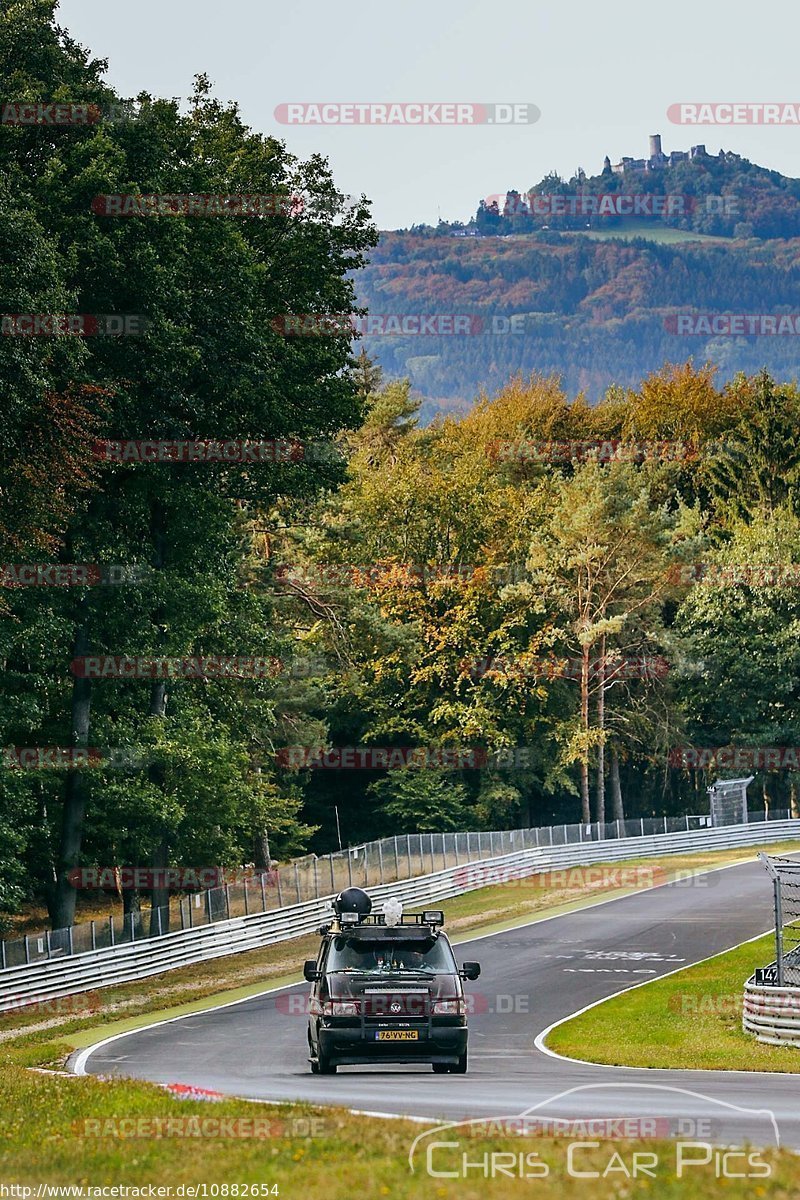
[611,747,625,824]
[790,778,799,819]
[148,678,170,937]
[122,880,141,940]
[50,620,92,930]
[580,643,590,823]
[147,498,170,938]
[254,828,271,871]
[149,836,169,937]
[594,637,606,830]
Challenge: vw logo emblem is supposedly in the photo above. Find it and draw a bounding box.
[390,1001,402,1013]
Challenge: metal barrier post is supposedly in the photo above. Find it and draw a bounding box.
[347,853,353,886]
[243,879,250,916]
[46,930,52,959]
[24,935,30,964]
[68,926,74,955]
[225,885,231,920]
[394,835,400,877]
[313,858,319,898]
[109,915,115,945]
[90,922,96,951]
[295,863,302,903]
[329,856,336,892]
[206,888,213,923]
[378,842,385,883]
[261,873,268,911]
[276,871,283,907]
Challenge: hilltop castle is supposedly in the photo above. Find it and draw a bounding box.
[604,134,709,175]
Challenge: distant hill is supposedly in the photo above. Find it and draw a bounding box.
[458,140,800,240]
[353,149,800,416]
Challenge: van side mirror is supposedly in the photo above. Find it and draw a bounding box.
[303,960,320,982]
[460,961,481,980]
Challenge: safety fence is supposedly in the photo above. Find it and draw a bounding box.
[743,850,800,1046]
[8,809,791,971]
[1,816,798,1013]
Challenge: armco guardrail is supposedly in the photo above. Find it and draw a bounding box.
[2,810,728,970]
[743,979,800,1046]
[1,818,798,1013]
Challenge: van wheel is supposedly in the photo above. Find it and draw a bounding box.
[318,1051,337,1074]
[450,1050,468,1074]
[432,1062,449,1074]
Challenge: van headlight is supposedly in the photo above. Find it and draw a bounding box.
[432,999,465,1015]
[322,1000,358,1016]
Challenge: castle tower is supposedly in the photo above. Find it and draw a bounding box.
[649,134,663,160]
[602,155,612,174]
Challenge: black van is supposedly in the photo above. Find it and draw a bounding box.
[304,888,480,1074]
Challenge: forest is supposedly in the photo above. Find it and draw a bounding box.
[3,3,800,934]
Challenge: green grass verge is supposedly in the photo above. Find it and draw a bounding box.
[570,218,729,243]
[547,932,800,1073]
[2,838,799,1192]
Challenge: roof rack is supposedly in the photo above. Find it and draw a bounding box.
[358,911,444,928]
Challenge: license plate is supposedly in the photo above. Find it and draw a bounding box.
[374,1030,419,1041]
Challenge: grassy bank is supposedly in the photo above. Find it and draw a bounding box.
[547,931,800,1073]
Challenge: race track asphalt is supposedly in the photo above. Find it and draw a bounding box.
[73,861,800,1150]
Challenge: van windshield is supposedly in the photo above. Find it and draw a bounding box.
[326,936,456,974]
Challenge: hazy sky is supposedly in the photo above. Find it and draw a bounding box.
[57,0,800,229]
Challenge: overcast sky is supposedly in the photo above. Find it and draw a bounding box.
[57,0,800,230]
